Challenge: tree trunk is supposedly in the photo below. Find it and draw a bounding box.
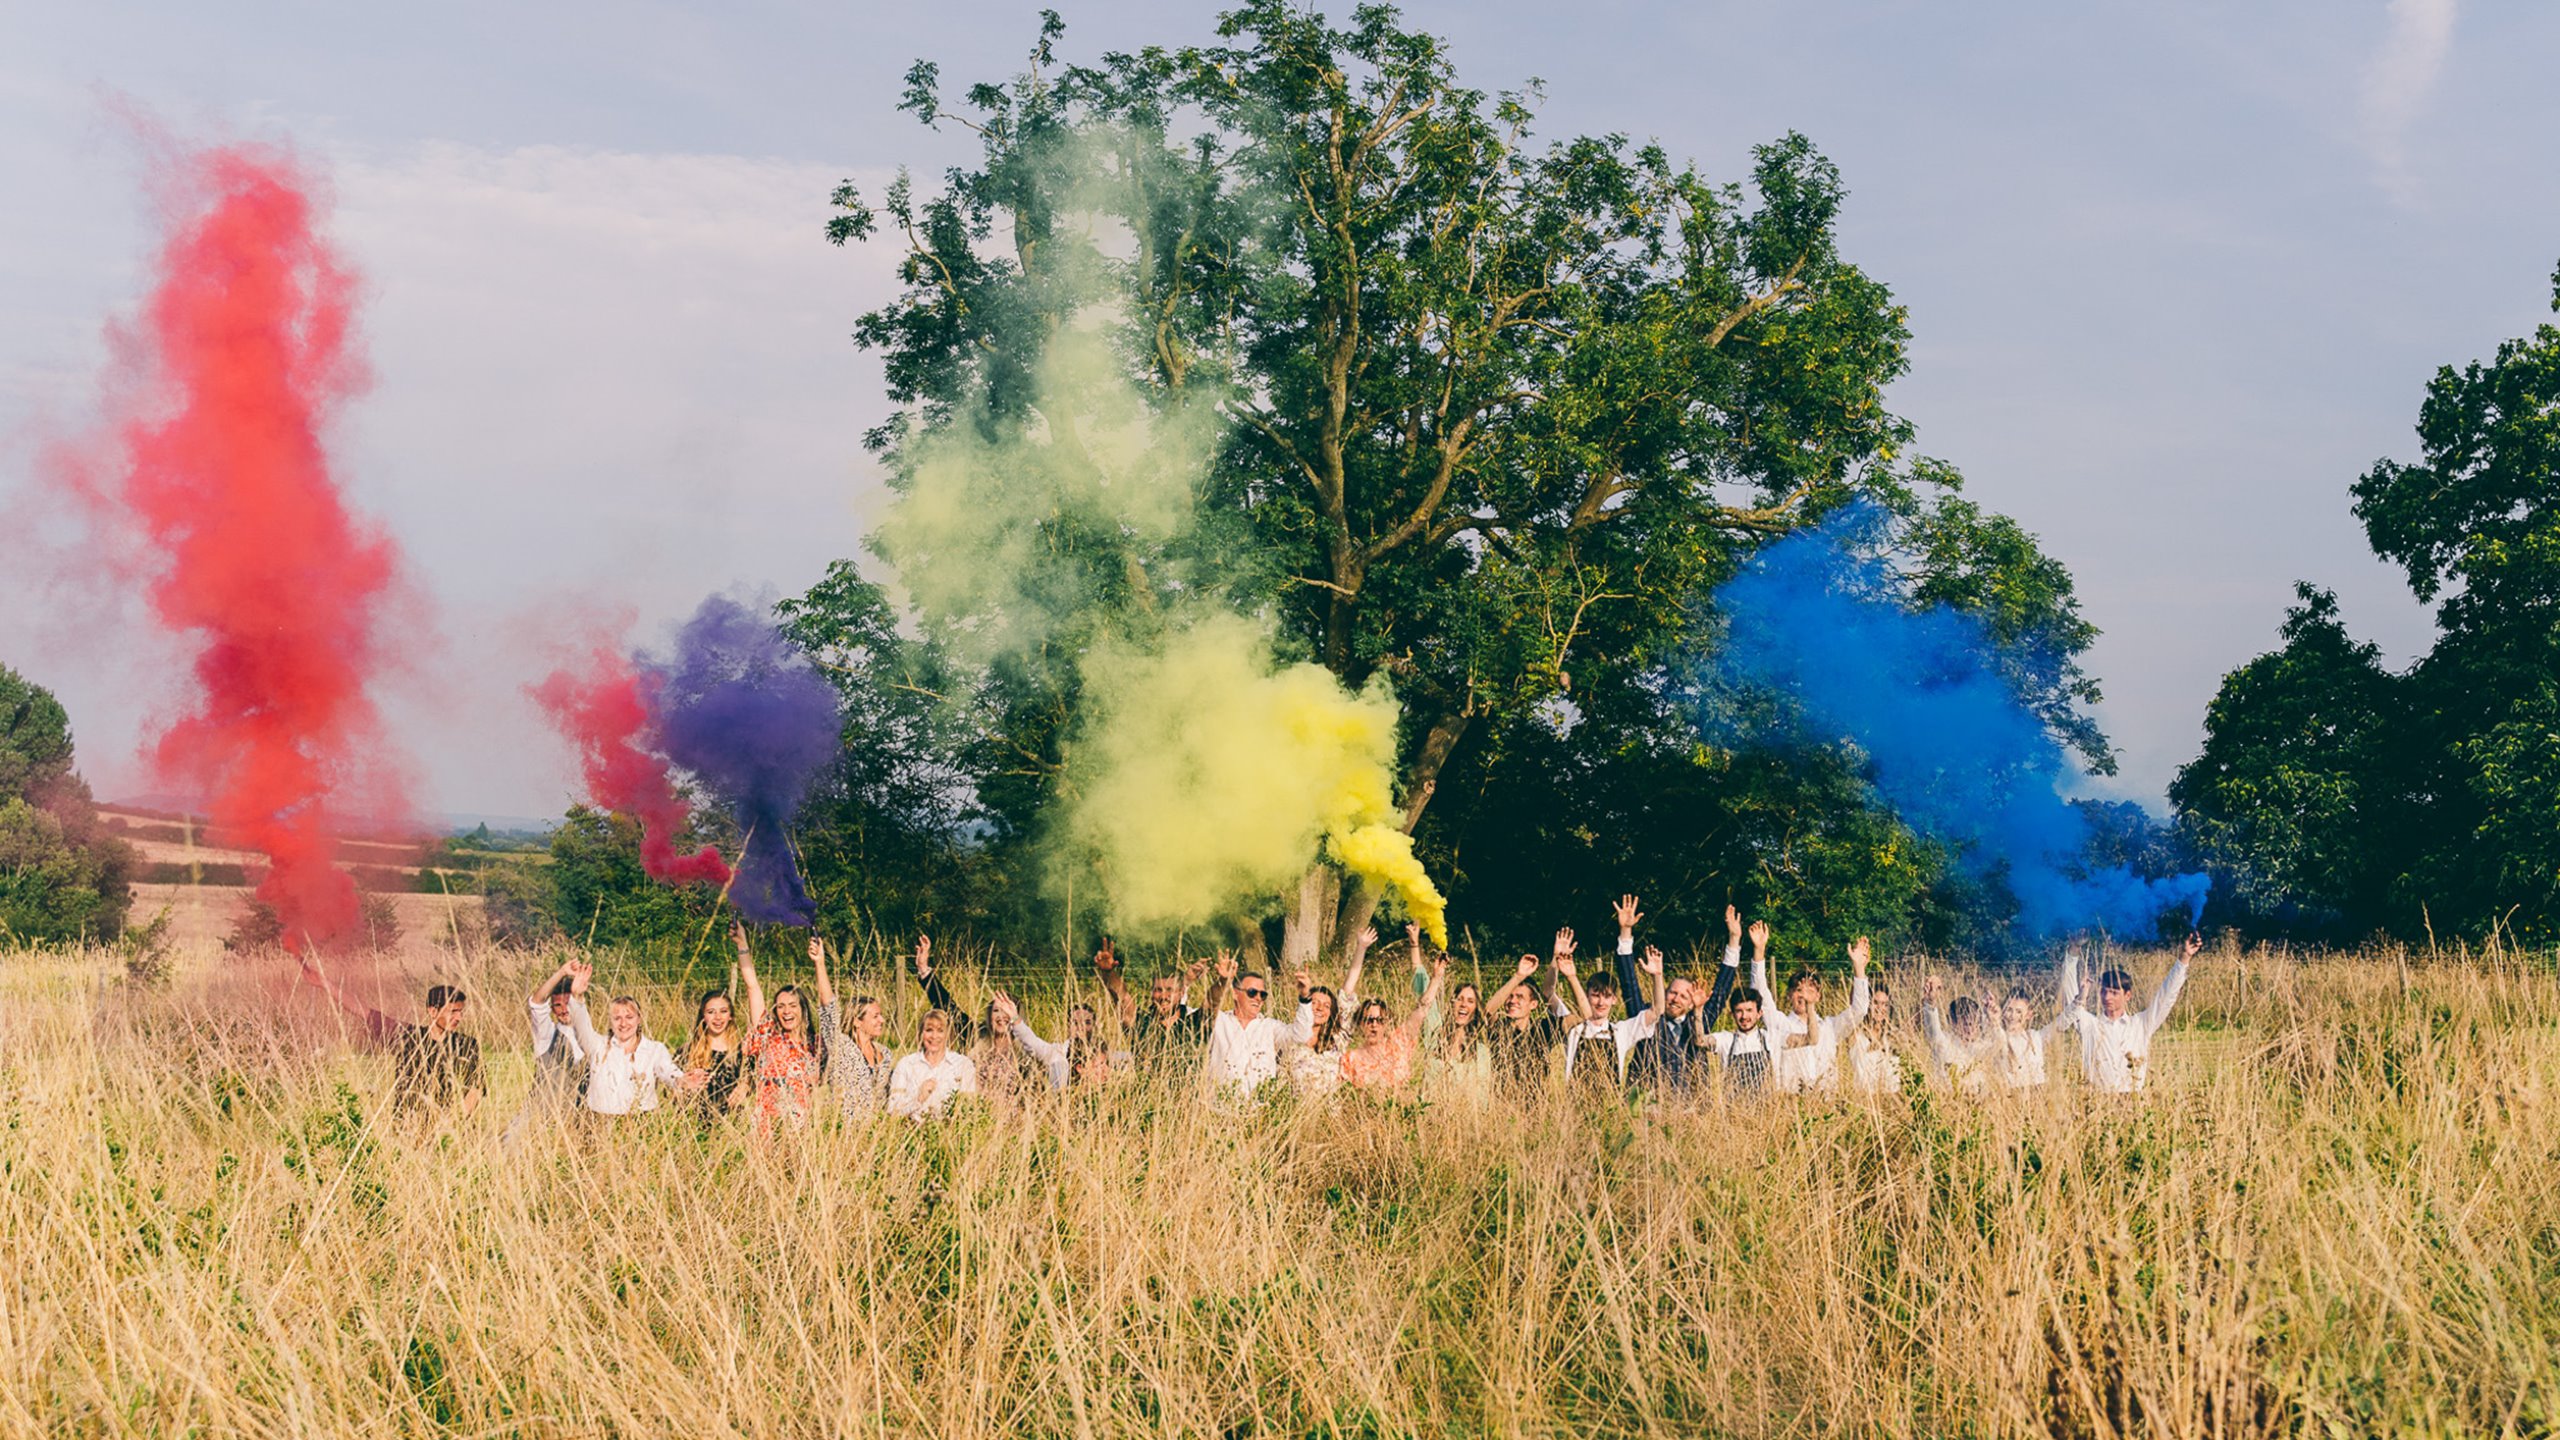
[1280,865,1338,976]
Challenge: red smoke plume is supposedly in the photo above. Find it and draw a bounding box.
[60,143,410,951]
[531,646,731,887]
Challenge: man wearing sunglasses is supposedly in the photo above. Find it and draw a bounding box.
[1200,949,1310,1098]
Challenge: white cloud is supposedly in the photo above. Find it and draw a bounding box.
[2360,0,2457,203]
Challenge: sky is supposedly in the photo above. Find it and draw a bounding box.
[1,0,2554,824]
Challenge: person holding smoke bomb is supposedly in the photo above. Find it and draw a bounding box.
[1341,933,1449,1094]
[299,953,484,1122]
[734,920,826,1132]
[807,934,894,1116]
[2061,932,2204,1093]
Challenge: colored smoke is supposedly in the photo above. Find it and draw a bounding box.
[642,596,841,926]
[530,638,731,888]
[1706,502,2207,939]
[1065,614,1448,946]
[51,142,410,952]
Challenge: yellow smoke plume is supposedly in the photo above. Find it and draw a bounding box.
[1067,613,1448,945]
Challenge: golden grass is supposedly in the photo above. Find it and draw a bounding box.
[1,938,2555,1438]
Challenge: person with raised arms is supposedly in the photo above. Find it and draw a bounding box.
[1481,930,1583,1099]
[1563,894,1664,1090]
[499,959,586,1144]
[907,933,1039,1106]
[1341,933,1449,1095]
[888,1008,978,1120]
[806,934,894,1116]
[1617,906,1746,1096]
[733,920,826,1133]
[2062,932,2204,1093]
[1201,950,1311,1099]
[1102,941,1211,1081]
[1754,932,1873,1094]
[1284,925,1373,1096]
[299,953,484,1123]
[1845,977,1906,1095]
[1993,960,2077,1091]
[1917,975,1999,1095]
[561,960,700,1117]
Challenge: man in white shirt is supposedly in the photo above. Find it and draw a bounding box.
[1201,951,1309,1098]
[2063,932,2203,1093]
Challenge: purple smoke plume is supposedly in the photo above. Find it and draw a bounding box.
[644,595,841,925]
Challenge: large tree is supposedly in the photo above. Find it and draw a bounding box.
[827,4,2107,956]
[2179,262,2560,941]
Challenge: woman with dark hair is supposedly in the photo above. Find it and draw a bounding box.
[1918,975,1998,1096]
[1845,980,1905,1095]
[1282,926,1374,1096]
[679,988,749,1121]
[1341,948,1449,1095]
[1421,933,1491,1100]
[733,921,826,1133]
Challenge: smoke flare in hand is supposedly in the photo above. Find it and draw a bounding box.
[531,640,731,888]
[52,142,412,951]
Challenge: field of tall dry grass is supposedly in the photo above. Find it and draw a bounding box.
[1,935,2554,1439]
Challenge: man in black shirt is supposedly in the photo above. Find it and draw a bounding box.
[302,955,485,1120]
[1101,942,1211,1079]
[1480,930,1590,1098]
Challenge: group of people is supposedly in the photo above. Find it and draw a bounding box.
[297,895,2206,1134]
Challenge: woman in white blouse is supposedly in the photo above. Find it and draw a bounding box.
[888,1009,978,1120]
[564,963,699,1117]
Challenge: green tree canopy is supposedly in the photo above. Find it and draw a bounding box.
[810,4,2113,956]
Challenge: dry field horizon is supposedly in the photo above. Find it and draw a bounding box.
[2,932,2554,1438]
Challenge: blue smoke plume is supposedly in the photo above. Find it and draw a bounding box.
[1703,501,2206,938]
[645,595,842,926]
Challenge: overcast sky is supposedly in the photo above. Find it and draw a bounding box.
[2,0,2553,822]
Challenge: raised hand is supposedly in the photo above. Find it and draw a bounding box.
[2183,931,2204,960]
[1352,925,1378,955]
[913,935,934,978]
[1552,927,1576,959]
[1747,919,1771,955]
[807,935,826,965]
[1183,956,1210,986]
[729,919,750,954]
[1293,968,1313,999]
[1554,950,1578,979]
[1848,936,1871,976]
[1514,953,1540,980]
[1639,945,1664,977]
[1405,922,1423,958]
[1725,904,1742,941]
[567,959,593,997]
[1613,894,1642,935]
[1215,950,1238,982]
[1092,938,1120,974]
